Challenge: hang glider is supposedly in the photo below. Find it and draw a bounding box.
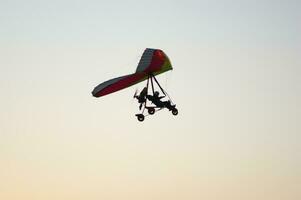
[92,48,178,121]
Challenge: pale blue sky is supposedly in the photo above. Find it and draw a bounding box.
[0,1,300,200]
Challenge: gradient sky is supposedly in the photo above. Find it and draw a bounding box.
[0,0,300,200]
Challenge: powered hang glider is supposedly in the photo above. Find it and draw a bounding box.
[92,48,178,121]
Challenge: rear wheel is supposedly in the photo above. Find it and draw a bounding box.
[148,108,155,115]
[172,108,178,116]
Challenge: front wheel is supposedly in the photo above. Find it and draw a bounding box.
[137,114,145,122]
[172,108,178,116]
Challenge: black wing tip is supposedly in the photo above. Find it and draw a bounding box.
[91,91,99,98]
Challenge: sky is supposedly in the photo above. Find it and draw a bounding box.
[0,0,300,200]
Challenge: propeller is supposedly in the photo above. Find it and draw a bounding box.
[133,89,138,98]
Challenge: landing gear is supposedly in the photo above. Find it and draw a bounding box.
[135,73,178,121]
[172,108,178,115]
[136,114,145,122]
[147,107,155,115]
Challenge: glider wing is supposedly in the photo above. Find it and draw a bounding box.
[92,48,172,97]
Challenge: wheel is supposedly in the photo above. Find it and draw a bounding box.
[137,114,145,122]
[148,108,155,115]
[172,108,178,115]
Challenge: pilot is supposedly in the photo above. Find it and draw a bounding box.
[148,91,175,110]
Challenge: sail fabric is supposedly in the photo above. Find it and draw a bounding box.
[92,48,172,97]
[136,48,172,74]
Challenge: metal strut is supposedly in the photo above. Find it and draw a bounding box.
[146,73,174,104]
[151,74,166,96]
[150,73,174,104]
[150,74,155,95]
